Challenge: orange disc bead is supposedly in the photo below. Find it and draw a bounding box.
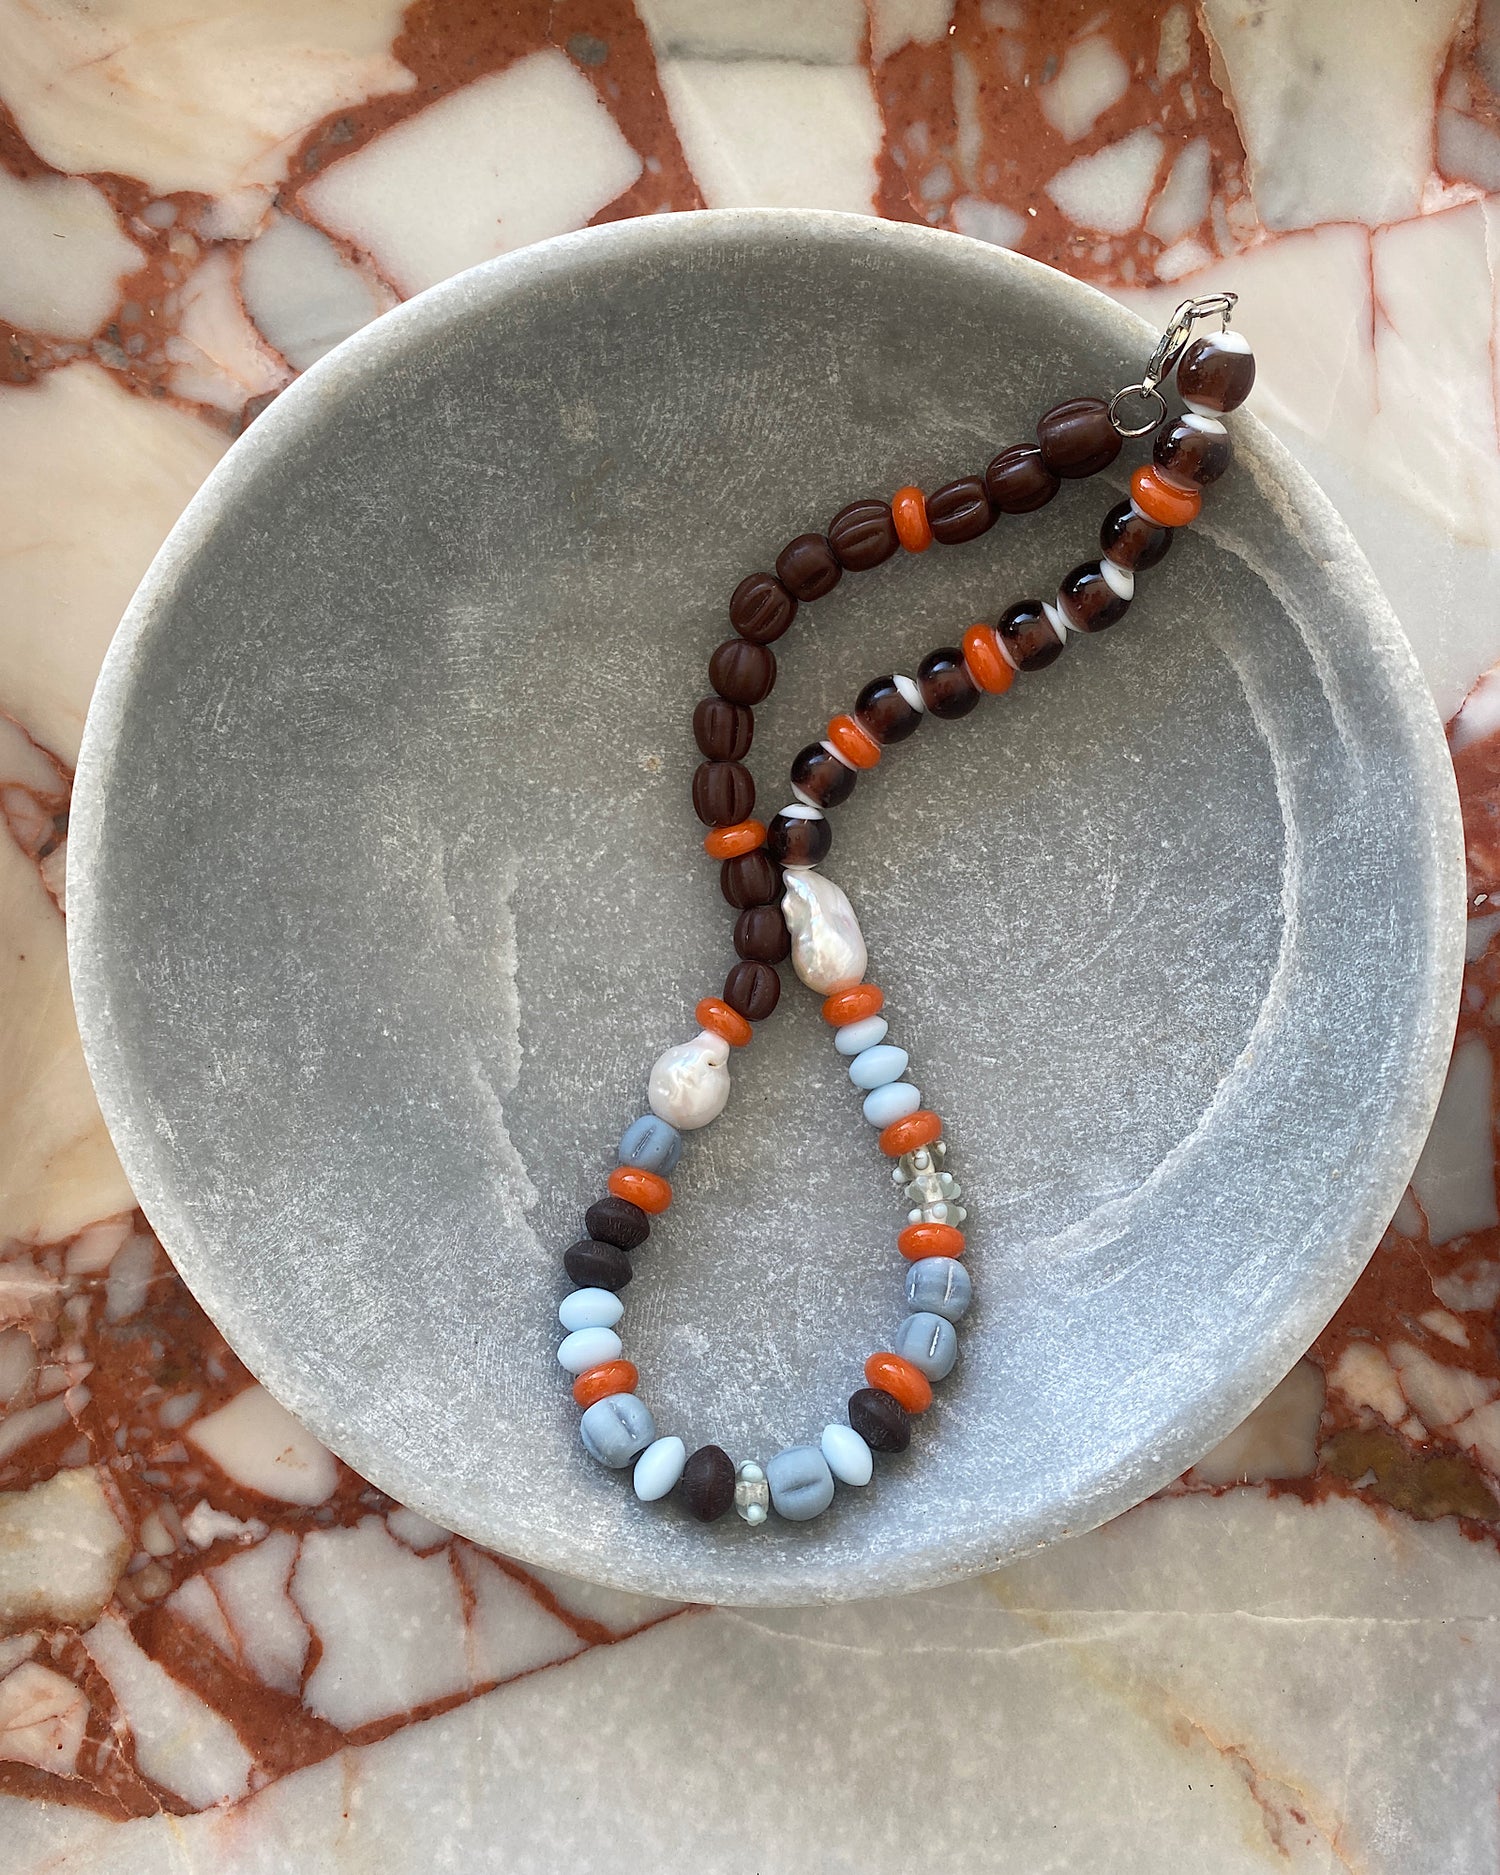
[865,1351,934,1414]
[572,1360,639,1408]
[696,996,753,1047]
[703,818,766,860]
[898,1221,965,1261]
[826,713,882,769]
[1130,465,1202,528]
[879,1109,944,1157]
[607,1165,672,1213]
[891,485,933,553]
[822,983,884,1026]
[961,623,1015,696]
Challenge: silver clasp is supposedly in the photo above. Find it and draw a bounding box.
[1108,291,1239,437]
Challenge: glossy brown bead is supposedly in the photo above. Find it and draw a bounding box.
[564,1239,634,1290]
[917,647,981,719]
[1058,561,1130,633]
[729,571,797,645]
[693,696,753,761]
[776,533,842,602]
[855,674,923,746]
[926,476,994,545]
[848,1386,911,1453]
[1153,415,1233,490]
[720,850,780,909]
[734,903,791,963]
[724,958,781,1020]
[680,1444,736,1521]
[692,759,755,826]
[827,497,898,571]
[767,810,832,869]
[709,638,776,706]
[1176,333,1255,413]
[1099,501,1172,572]
[1035,395,1122,478]
[584,1195,650,1249]
[790,741,858,808]
[985,443,1060,513]
[997,599,1064,671]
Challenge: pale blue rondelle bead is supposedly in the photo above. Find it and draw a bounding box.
[618,1112,683,1175]
[580,1393,656,1468]
[905,1257,972,1322]
[895,1310,958,1380]
[862,1081,921,1127]
[766,1444,836,1520]
[848,1043,909,1089]
[558,1287,624,1332]
[557,1325,623,1374]
[820,1423,873,1487]
[633,1435,687,1501]
[834,1015,888,1056]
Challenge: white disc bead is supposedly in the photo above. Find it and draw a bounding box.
[1098,558,1134,601]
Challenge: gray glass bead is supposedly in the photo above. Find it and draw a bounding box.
[848,1043,910,1089]
[905,1256,972,1323]
[766,1444,836,1521]
[618,1112,683,1174]
[833,1014,888,1056]
[579,1392,656,1468]
[895,1310,959,1381]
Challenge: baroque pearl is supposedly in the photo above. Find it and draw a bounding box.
[648,1028,731,1130]
[781,868,867,994]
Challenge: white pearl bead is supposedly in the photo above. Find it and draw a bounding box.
[648,1029,731,1130]
[633,1435,687,1502]
[558,1288,624,1332]
[557,1326,623,1374]
[834,1014,888,1056]
[781,869,867,994]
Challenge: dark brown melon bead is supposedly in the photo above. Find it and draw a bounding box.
[679,1444,736,1520]
[767,809,832,869]
[720,850,780,909]
[854,674,923,746]
[917,648,981,719]
[564,1239,634,1291]
[775,533,842,602]
[1175,332,1255,413]
[848,1386,911,1453]
[692,696,754,761]
[790,741,858,808]
[709,638,776,706]
[1035,396,1122,478]
[692,760,755,826]
[1153,414,1233,490]
[985,443,1060,513]
[724,958,781,1020]
[926,476,994,545]
[997,599,1065,671]
[733,903,791,963]
[1099,501,1172,572]
[585,1195,650,1249]
[729,572,797,645]
[1056,562,1130,634]
[827,498,899,570]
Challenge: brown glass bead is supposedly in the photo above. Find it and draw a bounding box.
[564,1238,633,1291]
[926,476,994,545]
[1057,561,1130,634]
[734,903,791,963]
[997,599,1064,671]
[680,1444,736,1521]
[855,674,923,746]
[692,760,755,826]
[1099,501,1172,572]
[776,533,842,602]
[790,741,858,808]
[848,1386,911,1453]
[585,1195,650,1249]
[985,443,1060,513]
[720,850,780,909]
[724,958,781,1020]
[1153,415,1233,490]
[917,647,981,719]
[768,810,831,869]
[693,696,754,761]
[709,638,776,706]
[1176,333,1255,413]
[729,571,797,645]
[827,498,898,571]
[1036,395,1123,479]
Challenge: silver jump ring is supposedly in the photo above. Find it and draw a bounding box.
[1108,382,1168,439]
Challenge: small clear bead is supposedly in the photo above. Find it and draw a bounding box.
[734,1460,770,1526]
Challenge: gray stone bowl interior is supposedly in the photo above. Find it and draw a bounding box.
[68,210,1464,1605]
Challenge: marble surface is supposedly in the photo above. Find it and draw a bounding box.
[4,0,1500,1865]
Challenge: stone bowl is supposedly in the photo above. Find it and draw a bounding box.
[68,211,1464,1605]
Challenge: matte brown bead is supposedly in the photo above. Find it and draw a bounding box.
[985,443,1060,513]
[709,638,776,706]
[1099,501,1172,572]
[1035,396,1122,478]
[776,533,842,602]
[1176,333,1255,413]
[564,1239,634,1291]
[917,647,981,719]
[585,1195,650,1249]
[855,674,923,745]
[1153,415,1233,490]
[790,741,858,808]
[1058,561,1130,633]
[720,850,780,909]
[729,571,797,645]
[827,498,898,571]
[767,810,831,869]
[680,1444,736,1521]
[998,599,1064,671]
[926,476,994,545]
[693,696,754,761]
[848,1386,911,1453]
[692,760,755,826]
[734,903,791,963]
[724,958,781,1020]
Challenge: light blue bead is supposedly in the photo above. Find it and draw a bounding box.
[833,1015,888,1056]
[895,1311,959,1380]
[905,1257,972,1323]
[862,1080,920,1127]
[557,1325,622,1374]
[848,1043,909,1090]
[558,1288,624,1332]
[618,1112,683,1175]
[820,1423,873,1487]
[766,1444,835,1521]
[633,1435,686,1502]
[579,1393,656,1468]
